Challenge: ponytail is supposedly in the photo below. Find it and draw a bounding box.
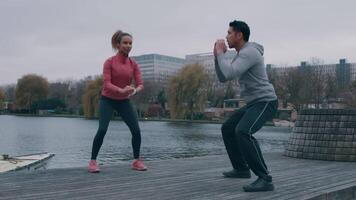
[111,30,132,50]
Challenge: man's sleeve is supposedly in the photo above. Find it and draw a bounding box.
[215,49,260,81]
[214,57,227,82]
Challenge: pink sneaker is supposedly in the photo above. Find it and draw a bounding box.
[132,159,147,171]
[88,160,100,173]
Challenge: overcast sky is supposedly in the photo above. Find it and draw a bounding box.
[1,0,356,85]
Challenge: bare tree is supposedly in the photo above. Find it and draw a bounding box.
[324,74,338,103]
[224,81,237,100]
[267,67,292,108]
[307,58,328,108]
[342,80,356,108]
[207,86,225,108]
[3,84,16,102]
[285,68,307,110]
[157,89,167,110]
[49,81,71,102]
[131,80,161,117]
[131,80,160,104]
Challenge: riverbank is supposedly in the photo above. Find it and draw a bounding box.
[1,152,355,200]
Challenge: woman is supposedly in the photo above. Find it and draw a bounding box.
[88,30,146,173]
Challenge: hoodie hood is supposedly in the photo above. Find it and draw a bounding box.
[215,41,277,104]
[246,42,264,56]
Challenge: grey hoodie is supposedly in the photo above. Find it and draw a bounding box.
[215,42,277,104]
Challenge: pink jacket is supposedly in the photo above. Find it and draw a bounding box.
[101,53,143,100]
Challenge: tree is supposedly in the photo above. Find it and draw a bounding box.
[296,58,339,109]
[268,66,308,110]
[268,67,290,108]
[49,81,70,102]
[307,58,328,108]
[168,63,210,119]
[342,80,356,108]
[3,84,16,102]
[44,81,71,113]
[157,89,167,110]
[131,80,161,117]
[82,75,103,118]
[132,80,159,104]
[324,74,338,102]
[284,68,305,110]
[15,74,49,112]
[224,81,237,100]
[0,88,5,110]
[32,98,66,111]
[207,86,225,108]
[67,77,92,114]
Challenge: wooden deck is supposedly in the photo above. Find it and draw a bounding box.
[1,152,356,200]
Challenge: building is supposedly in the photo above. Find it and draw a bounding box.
[266,64,294,77]
[268,59,356,89]
[267,58,356,109]
[351,61,356,82]
[336,59,353,89]
[185,51,237,89]
[132,54,185,87]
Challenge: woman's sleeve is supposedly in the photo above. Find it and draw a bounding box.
[103,58,120,93]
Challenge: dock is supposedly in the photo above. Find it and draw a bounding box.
[1,152,356,200]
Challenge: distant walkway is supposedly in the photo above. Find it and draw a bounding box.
[1,152,356,200]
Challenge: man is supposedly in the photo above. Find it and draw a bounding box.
[214,20,278,192]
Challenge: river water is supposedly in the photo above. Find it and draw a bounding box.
[0,115,292,169]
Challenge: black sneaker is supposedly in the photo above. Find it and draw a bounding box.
[222,169,251,178]
[243,177,274,192]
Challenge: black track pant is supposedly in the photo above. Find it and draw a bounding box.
[221,99,278,181]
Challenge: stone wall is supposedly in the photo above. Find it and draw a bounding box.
[285,109,356,161]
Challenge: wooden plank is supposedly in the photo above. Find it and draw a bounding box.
[0,152,356,200]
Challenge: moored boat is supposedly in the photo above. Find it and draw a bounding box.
[0,152,55,173]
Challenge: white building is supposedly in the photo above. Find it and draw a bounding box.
[132,54,185,87]
[185,51,237,89]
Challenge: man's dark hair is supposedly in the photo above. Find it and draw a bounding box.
[229,20,250,42]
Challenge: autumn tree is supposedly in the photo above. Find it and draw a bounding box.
[15,74,49,112]
[0,88,5,110]
[168,63,210,119]
[82,75,103,118]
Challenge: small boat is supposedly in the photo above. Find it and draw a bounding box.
[0,152,55,173]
